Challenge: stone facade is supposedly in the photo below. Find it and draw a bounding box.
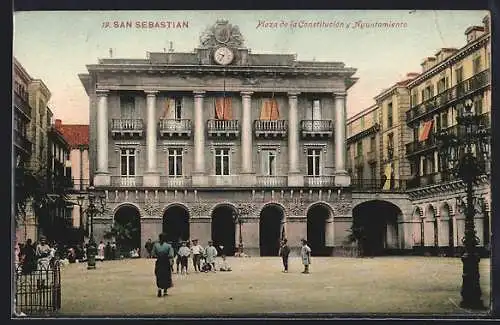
[80,20,359,256]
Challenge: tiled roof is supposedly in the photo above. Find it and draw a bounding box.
[58,124,89,148]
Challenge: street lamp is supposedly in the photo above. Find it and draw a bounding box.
[436,98,490,310]
[233,207,245,256]
[77,186,106,270]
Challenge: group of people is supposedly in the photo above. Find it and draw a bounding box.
[279,238,312,274]
[149,234,232,297]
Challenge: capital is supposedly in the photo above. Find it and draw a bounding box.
[96,89,109,97]
[334,91,347,99]
[240,91,254,97]
[288,91,300,98]
[193,90,206,98]
[144,90,159,96]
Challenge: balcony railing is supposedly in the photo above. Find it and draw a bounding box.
[354,155,364,167]
[159,119,192,138]
[406,69,490,123]
[300,120,333,138]
[160,176,192,188]
[72,178,91,191]
[14,130,32,155]
[304,176,335,187]
[254,120,287,138]
[406,172,456,189]
[111,119,144,138]
[405,134,437,156]
[256,176,288,187]
[478,112,491,129]
[367,151,377,164]
[111,176,143,187]
[351,179,407,191]
[14,92,31,118]
[207,120,240,138]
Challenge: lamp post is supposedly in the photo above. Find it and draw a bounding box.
[436,98,489,310]
[233,207,244,256]
[77,186,106,270]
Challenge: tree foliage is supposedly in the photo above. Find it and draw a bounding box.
[104,222,140,250]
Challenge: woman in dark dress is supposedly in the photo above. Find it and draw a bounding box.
[152,233,174,297]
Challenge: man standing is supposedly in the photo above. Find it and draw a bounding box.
[145,238,154,258]
[36,236,52,288]
[204,240,218,272]
[300,239,312,274]
[279,238,291,273]
[191,239,203,272]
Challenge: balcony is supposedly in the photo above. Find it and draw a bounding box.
[256,176,288,187]
[111,119,144,138]
[300,120,333,138]
[160,176,192,188]
[14,130,32,155]
[405,135,437,157]
[110,176,143,187]
[14,92,31,118]
[367,151,377,164]
[347,123,380,145]
[354,155,364,168]
[478,112,491,129]
[304,175,335,187]
[351,179,407,192]
[254,120,287,138]
[406,69,490,124]
[407,172,456,189]
[207,120,239,138]
[159,119,192,138]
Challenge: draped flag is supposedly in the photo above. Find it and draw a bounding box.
[215,97,233,120]
[382,163,393,190]
[259,99,280,120]
[418,120,434,141]
[161,98,175,119]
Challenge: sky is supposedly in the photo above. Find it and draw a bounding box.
[13,10,488,124]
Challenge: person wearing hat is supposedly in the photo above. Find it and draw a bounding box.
[177,241,191,275]
[191,239,204,273]
[300,239,312,274]
[204,240,218,272]
[151,233,174,297]
[36,236,52,288]
[279,238,291,273]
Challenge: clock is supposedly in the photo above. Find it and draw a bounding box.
[213,46,234,65]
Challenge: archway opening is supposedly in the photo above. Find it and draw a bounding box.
[211,205,236,256]
[162,205,190,244]
[113,205,141,255]
[259,204,284,256]
[306,204,331,256]
[352,200,401,256]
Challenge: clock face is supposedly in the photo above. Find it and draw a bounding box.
[213,47,234,65]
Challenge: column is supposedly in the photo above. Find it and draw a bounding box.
[334,92,350,186]
[94,90,110,186]
[143,90,160,187]
[438,217,450,247]
[325,217,334,247]
[241,91,253,174]
[193,91,206,174]
[287,92,303,186]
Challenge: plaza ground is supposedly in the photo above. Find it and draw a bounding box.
[57,256,491,316]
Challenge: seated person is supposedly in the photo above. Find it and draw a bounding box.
[219,254,232,272]
[201,260,212,273]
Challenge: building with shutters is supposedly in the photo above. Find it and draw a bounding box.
[345,15,491,256]
[79,20,359,256]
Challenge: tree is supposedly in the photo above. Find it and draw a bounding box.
[345,224,366,257]
[104,222,140,253]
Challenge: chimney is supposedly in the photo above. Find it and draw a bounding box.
[55,119,62,130]
[483,15,490,33]
[421,57,437,72]
[109,48,113,58]
[465,25,485,43]
[169,41,174,52]
[406,72,419,79]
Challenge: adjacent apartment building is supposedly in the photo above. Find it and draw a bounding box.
[80,20,358,256]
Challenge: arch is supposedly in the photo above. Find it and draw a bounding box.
[438,202,454,251]
[257,201,288,218]
[425,204,436,220]
[112,202,143,219]
[211,203,237,256]
[306,202,334,256]
[259,203,286,256]
[412,206,423,220]
[352,200,402,256]
[304,201,334,217]
[162,204,190,244]
[113,204,142,256]
[423,204,438,251]
[161,202,192,218]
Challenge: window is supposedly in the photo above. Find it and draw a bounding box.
[474,96,483,115]
[215,148,230,176]
[387,133,394,160]
[261,150,277,176]
[437,77,446,94]
[360,116,365,129]
[441,112,448,129]
[120,95,135,118]
[174,98,182,119]
[370,136,376,152]
[307,99,322,120]
[370,165,377,180]
[120,148,136,177]
[473,56,481,74]
[455,67,463,83]
[168,149,183,176]
[411,93,417,107]
[387,102,393,128]
[356,141,363,157]
[373,110,378,124]
[307,149,321,176]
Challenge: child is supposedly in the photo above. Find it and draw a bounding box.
[279,238,291,273]
[191,239,204,273]
[219,254,232,272]
[177,241,191,275]
[204,241,218,273]
[300,239,312,274]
